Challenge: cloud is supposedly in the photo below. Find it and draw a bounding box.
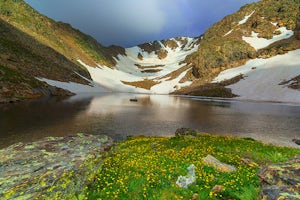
[24,0,259,47]
[81,0,167,35]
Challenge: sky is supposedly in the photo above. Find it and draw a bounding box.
[24,0,259,47]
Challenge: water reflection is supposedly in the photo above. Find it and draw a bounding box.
[1,93,300,148]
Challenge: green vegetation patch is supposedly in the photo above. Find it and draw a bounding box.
[0,65,40,87]
[85,134,300,200]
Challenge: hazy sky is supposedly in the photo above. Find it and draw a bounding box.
[24,0,259,47]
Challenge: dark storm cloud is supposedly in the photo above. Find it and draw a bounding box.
[24,0,259,47]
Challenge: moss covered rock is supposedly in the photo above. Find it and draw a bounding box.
[0,133,113,200]
[258,155,300,200]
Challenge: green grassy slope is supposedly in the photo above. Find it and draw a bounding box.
[0,0,124,102]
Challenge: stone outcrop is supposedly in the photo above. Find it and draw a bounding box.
[0,133,114,200]
[202,154,237,173]
[258,155,300,200]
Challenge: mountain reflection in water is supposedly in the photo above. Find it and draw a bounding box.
[1,93,300,148]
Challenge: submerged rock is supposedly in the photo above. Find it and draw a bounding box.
[292,139,300,145]
[0,133,113,200]
[258,155,300,200]
[202,155,237,173]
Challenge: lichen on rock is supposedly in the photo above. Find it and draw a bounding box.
[176,164,196,188]
[0,133,114,200]
[258,155,300,200]
[202,154,237,173]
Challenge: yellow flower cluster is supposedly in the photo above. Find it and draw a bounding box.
[85,135,300,199]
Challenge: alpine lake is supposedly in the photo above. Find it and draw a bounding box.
[1,92,300,149]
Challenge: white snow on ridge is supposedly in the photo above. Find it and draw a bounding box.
[213,49,300,103]
[79,59,193,94]
[242,27,294,50]
[238,10,255,25]
[77,37,198,94]
[114,37,198,79]
[270,22,278,27]
[223,29,233,37]
[36,77,108,93]
[78,60,150,93]
[151,68,192,94]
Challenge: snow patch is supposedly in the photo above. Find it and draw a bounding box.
[36,77,107,94]
[223,29,233,37]
[213,49,300,103]
[78,37,198,94]
[238,11,255,25]
[78,60,149,93]
[242,27,294,50]
[271,22,278,27]
[151,68,192,94]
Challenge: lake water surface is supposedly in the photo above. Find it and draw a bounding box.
[1,93,300,149]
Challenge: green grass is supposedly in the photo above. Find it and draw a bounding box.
[0,65,40,87]
[85,134,300,200]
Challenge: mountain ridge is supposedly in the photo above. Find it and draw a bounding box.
[1,0,300,103]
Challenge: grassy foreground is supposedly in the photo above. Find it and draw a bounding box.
[85,134,300,200]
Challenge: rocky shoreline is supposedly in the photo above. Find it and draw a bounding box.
[0,133,114,199]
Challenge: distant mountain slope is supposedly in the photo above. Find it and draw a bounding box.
[175,0,300,102]
[1,0,300,103]
[185,0,300,78]
[0,0,123,102]
[78,37,200,94]
[0,0,118,67]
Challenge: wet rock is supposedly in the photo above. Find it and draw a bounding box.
[0,133,114,200]
[292,139,300,145]
[258,155,300,200]
[202,155,237,173]
[175,128,197,137]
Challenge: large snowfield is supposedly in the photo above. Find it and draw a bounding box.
[213,49,300,103]
[79,37,199,94]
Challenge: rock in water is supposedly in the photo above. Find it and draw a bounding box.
[175,128,197,137]
[292,139,300,145]
[202,155,236,173]
[258,155,300,200]
[176,164,196,188]
[0,133,114,200]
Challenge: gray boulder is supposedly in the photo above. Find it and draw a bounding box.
[258,155,300,200]
[175,128,197,137]
[0,133,113,200]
